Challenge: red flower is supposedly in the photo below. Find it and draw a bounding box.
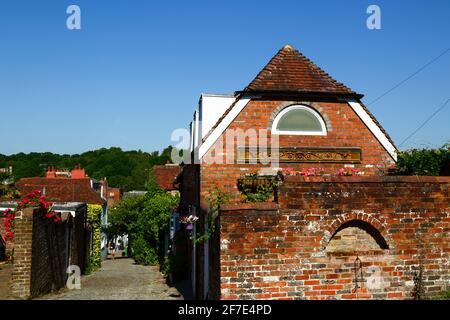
[44,213,54,219]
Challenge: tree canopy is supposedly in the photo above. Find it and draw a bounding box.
[0,146,175,191]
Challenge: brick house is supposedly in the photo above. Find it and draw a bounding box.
[106,187,121,208]
[153,164,182,193]
[177,45,449,299]
[15,166,109,260]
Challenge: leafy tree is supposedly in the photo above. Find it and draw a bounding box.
[107,171,179,265]
[397,144,449,176]
[0,146,176,191]
[107,194,146,239]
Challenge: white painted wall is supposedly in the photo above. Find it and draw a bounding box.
[193,110,200,149]
[199,97,252,159]
[199,94,236,140]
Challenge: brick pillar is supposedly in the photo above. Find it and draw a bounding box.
[11,207,36,299]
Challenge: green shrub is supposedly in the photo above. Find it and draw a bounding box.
[162,254,185,277]
[132,236,158,265]
[397,147,450,176]
[107,172,179,266]
[86,204,102,273]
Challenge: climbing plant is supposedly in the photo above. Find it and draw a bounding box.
[191,187,230,244]
[86,204,103,273]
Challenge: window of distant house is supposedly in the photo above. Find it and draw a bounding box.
[271,105,327,135]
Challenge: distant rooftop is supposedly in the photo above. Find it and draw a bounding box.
[52,202,86,211]
[0,201,86,213]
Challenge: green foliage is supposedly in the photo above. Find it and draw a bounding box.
[132,236,159,265]
[144,169,160,196]
[193,187,230,244]
[108,195,145,238]
[162,252,186,277]
[237,173,281,203]
[0,171,19,200]
[397,146,450,176]
[86,204,103,273]
[108,172,179,266]
[0,146,175,191]
[206,187,231,213]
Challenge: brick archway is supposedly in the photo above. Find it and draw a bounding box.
[320,214,390,250]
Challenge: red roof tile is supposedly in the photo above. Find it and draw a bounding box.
[243,44,356,95]
[15,178,105,205]
[153,165,181,191]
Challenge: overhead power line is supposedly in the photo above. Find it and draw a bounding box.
[367,47,450,106]
[399,98,450,147]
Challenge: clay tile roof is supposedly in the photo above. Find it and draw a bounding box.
[243,44,356,95]
[15,178,105,205]
[153,165,182,191]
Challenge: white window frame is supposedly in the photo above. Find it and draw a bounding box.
[271,105,327,136]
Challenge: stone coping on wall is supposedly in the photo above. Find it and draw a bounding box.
[282,175,450,183]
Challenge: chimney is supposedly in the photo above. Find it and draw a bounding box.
[46,166,56,179]
[71,166,86,179]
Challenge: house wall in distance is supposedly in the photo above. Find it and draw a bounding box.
[218,176,450,300]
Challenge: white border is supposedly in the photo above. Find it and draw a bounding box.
[271,105,327,136]
[348,100,397,161]
[198,97,251,159]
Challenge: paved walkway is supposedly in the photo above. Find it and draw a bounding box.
[41,258,184,300]
[0,262,13,300]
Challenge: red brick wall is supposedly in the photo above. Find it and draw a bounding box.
[30,211,69,297]
[218,176,450,300]
[11,207,89,299]
[200,99,395,203]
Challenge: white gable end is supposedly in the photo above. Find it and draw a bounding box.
[199,94,236,139]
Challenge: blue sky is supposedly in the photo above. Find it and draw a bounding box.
[0,0,449,155]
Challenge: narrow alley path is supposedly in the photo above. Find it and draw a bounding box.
[41,258,184,300]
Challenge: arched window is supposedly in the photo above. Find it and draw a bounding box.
[271,105,327,135]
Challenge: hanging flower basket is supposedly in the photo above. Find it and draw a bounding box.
[180,214,198,231]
